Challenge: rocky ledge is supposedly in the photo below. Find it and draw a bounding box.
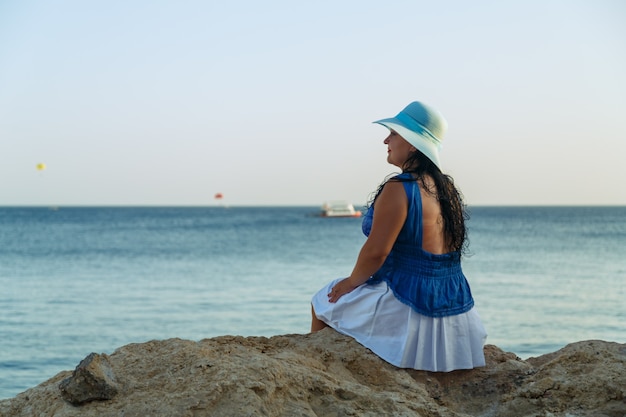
[1,330,624,416]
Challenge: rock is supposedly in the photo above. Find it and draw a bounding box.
[0,330,624,417]
[58,352,119,405]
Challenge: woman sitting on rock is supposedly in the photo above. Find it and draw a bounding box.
[311,101,487,372]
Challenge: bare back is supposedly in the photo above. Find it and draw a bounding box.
[418,177,449,254]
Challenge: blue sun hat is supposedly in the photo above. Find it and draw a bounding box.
[374,101,448,170]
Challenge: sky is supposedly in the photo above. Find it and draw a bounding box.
[1,0,625,206]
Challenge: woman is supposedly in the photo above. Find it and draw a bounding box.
[311,101,487,372]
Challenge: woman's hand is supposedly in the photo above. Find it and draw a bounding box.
[328,278,358,303]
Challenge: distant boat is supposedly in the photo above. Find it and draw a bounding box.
[320,201,362,218]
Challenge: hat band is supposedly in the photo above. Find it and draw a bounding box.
[394,112,442,148]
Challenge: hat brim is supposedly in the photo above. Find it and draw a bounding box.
[374,119,442,170]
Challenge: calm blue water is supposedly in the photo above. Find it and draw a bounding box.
[1,206,625,399]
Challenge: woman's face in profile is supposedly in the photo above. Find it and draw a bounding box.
[383,130,414,168]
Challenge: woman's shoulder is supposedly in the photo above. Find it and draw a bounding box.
[390,172,414,181]
[375,179,409,212]
[378,180,407,198]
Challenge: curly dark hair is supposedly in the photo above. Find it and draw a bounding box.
[368,150,469,254]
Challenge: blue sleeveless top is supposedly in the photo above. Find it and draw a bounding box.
[363,173,474,318]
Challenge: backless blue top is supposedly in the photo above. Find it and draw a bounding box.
[363,173,474,318]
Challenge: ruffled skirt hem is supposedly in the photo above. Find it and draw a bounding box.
[312,278,487,372]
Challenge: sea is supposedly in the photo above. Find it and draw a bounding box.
[1,206,625,400]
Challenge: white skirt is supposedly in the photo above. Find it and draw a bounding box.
[311,278,488,372]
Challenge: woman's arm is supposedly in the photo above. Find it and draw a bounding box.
[328,180,408,303]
